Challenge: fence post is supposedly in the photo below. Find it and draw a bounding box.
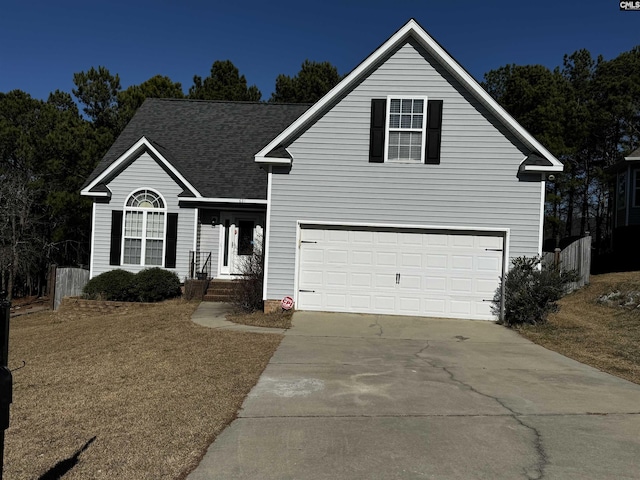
[0,291,12,480]
[48,264,57,311]
[554,248,561,270]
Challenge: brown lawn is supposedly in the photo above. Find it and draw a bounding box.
[4,299,282,479]
[226,309,293,329]
[518,271,640,385]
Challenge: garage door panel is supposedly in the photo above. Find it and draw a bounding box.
[374,295,396,311]
[327,249,348,264]
[376,251,397,267]
[425,276,447,291]
[450,299,473,315]
[326,272,348,288]
[450,277,473,293]
[377,231,399,245]
[351,272,373,288]
[451,235,475,247]
[298,227,504,321]
[477,235,503,249]
[325,294,347,308]
[400,274,421,289]
[299,269,323,287]
[425,234,448,246]
[299,291,322,308]
[401,252,422,268]
[398,296,421,314]
[351,295,372,309]
[424,298,446,316]
[426,254,448,269]
[328,230,349,243]
[451,255,473,271]
[303,248,324,264]
[476,278,500,296]
[352,230,374,244]
[374,273,396,289]
[352,251,373,265]
[477,255,501,272]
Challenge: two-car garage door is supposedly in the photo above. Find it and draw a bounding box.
[297,225,505,320]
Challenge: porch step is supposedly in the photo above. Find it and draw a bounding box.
[203,279,240,302]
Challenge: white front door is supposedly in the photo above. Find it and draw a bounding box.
[219,214,263,276]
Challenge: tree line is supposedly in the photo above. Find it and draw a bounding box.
[0,60,340,297]
[482,47,640,253]
[1,44,638,298]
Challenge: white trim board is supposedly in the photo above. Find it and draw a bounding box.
[81,136,201,198]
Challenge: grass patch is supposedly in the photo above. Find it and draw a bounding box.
[226,309,293,329]
[517,271,640,385]
[5,299,282,479]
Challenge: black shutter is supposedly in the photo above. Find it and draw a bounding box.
[425,100,443,165]
[109,210,123,266]
[369,99,387,163]
[164,213,178,268]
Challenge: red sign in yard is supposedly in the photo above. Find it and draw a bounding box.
[281,296,294,310]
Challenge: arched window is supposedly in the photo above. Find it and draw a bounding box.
[123,189,166,266]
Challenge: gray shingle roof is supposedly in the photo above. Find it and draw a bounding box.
[83,99,311,199]
[628,147,640,159]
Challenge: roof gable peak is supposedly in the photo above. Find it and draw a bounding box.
[256,18,562,172]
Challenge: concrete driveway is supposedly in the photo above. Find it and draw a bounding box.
[188,312,640,479]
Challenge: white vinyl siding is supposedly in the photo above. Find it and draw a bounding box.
[91,152,196,279]
[266,39,542,302]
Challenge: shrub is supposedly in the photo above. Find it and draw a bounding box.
[83,268,182,303]
[492,256,578,327]
[83,269,135,301]
[130,267,182,302]
[232,240,264,312]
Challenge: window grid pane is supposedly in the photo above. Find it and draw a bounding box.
[146,212,165,238]
[123,239,142,264]
[388,132,422,162]
[127,190,165,209]
[124,212,143,237]
[145,240,163,265]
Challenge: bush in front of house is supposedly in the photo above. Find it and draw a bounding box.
[83,268,181,302]
[232,240,264,312]
[83,269,136,301]
[130,267,182,302]
[492,256,578,327]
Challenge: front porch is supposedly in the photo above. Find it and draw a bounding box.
[188,208,265,281]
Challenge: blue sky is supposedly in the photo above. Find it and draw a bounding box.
[1,0,638,101]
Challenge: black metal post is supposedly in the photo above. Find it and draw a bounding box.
[0,290,11,480]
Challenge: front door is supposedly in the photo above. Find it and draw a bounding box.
[219,214,262,276]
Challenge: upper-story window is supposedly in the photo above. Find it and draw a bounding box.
[385,97,427,163]
[123,189,166,266]
[369,97,442,165]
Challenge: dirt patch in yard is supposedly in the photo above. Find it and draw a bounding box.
[227,309,293,329]
[4,299,282,479]
[518,271,640,385]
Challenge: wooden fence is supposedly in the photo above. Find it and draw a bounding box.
[542,236,591,292]
[49,266,90,310]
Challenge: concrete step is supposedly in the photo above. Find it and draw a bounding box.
[203,280,240,302]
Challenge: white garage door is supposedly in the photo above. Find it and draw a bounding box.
[297,226,504,320]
